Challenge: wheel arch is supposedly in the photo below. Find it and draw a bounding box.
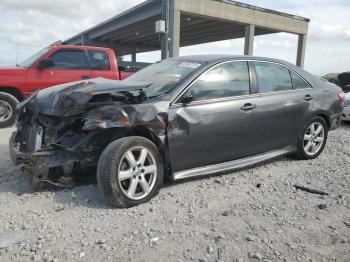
[0,86,24,101]
[312,111,331,128]
[124,126,170,175]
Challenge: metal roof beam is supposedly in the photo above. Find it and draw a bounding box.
[175,0,309,35]
[109,27,157,43]
[86,40,158,53]
[64,0,162,45]
[89,4,161,40]
[129,25,275,48]
[99,16,160,41]
[180,29,276,47]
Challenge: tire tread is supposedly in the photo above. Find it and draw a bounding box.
[97,136,163,208]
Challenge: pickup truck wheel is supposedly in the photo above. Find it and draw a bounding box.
[97,136,163,208]
[0,92,19,128]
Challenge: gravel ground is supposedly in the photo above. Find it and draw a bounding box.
[0,124,349,262]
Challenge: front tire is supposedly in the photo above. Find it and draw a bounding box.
[296,116,328,160]
[0,92,19,128]
[97,136,163,208]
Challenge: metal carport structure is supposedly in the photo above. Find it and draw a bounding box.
[63,0,310,68]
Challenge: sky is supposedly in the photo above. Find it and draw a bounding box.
[0,0,349,76]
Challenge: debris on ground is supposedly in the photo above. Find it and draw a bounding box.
[293,185,329,195]
[248,252,262,260]
[317,203,327,210]
[343,220,350,228]
[149,237,159,245]
[221,211,230,216]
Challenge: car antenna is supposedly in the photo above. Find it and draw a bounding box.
[16,40,19,66]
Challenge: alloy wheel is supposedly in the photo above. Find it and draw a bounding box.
[303,122,325,156]
[118,146,157,200]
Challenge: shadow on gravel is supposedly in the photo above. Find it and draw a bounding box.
[52,185,111,210]
[43,174,112,210]
[0,144,34,195]
[0,155,109,209]
[341,121,350,129]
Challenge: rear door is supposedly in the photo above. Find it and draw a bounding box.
[26,48,91,91]
[89,49,115,80]
[252,61,313,150]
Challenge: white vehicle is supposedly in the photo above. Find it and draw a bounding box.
[342,93,350,121]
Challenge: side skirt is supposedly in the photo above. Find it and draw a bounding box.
[171,145,295,181]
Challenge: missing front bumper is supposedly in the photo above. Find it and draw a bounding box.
[9,131,96,189]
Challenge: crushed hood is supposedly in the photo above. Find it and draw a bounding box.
[25,78,151,117]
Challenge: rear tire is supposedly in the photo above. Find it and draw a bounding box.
[0,92,18,128]
[295,116,328,160]
[97,136,163,208]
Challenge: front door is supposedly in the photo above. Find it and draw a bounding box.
[168,61,271,172]
[26,48,91,92]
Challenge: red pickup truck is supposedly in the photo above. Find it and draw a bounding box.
[0,45,134,127]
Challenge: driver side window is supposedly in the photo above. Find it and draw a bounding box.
[189,61,250,101]
[49,49,88,70]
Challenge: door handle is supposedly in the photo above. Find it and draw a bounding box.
[303,95,313,101]
[240,103,256,111]
[81,75,90,79]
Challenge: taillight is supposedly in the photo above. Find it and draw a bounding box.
[338,91,346,105]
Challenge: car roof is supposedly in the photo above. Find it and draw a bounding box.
[51,45,112,51]
[169,54,293,66]
[168,54,319,88]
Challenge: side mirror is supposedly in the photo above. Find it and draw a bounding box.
[182,92,194,104]
[38,58,54,69]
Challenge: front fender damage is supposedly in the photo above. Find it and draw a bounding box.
[11,98,170,189]
[82,102,170,169]
[83,102,168,131]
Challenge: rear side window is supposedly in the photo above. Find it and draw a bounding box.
[49,50,88,70]
[190,61,250,101]
[290,71,310,89]
[89,50,111,71]
[254,62,293,93]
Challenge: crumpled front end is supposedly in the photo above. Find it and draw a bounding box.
[9,107,110,188]
[9,79,170,188]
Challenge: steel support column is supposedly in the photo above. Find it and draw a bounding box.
[296,34,307,68]
[131,48,137,63]
[168,0,180,58]
[161,0,169,59]
[244,24,255,56]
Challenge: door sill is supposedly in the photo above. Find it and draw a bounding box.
[172,146,295,181]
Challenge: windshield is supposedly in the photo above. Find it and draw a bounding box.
[18,47,51,68]
[124,60,203,97]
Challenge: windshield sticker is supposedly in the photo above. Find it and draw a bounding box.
[178,62,201,69]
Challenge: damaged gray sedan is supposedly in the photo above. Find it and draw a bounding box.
[10,55,344,208]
